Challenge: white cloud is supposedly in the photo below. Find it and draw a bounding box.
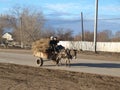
[43,3,94,19]
[98,5,120,21]
[44,3,93,13]
[45,3,75,12]
[100,5,120,13]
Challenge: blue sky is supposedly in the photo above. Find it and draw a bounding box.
[0,0,120,19]
[0,0,120,34]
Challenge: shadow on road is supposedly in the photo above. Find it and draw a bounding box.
[70,63,120,68]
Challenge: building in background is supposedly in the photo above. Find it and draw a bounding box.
[2,33,13,41]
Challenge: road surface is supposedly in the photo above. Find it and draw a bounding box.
[0,51,120,77]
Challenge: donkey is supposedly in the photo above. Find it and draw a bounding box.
[57,48,72,66]
[69,49,77,59]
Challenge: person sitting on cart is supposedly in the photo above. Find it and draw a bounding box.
[53,37,59,53]
[49,36,55,52]
[48,36,59,53]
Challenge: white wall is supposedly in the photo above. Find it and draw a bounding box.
[58,41,120,53]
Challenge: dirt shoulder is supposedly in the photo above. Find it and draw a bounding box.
[78,51,120,61]
[0,48,32,54]
[0,63,120,90]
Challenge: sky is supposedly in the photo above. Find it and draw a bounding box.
[0,0,120,34]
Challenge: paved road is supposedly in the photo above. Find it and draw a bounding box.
[0,52,120,77]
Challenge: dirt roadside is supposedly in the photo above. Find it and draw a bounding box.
[78,51,120,61]
[0,63,120,90]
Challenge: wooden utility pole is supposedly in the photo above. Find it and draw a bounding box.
[94,0,99,53]
[81,12,84,41]
[20,17,23,48]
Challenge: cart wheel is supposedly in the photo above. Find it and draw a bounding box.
[37,58,43,66]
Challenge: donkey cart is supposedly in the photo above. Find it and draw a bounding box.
[32,38,76,66]
[33,51,60,66]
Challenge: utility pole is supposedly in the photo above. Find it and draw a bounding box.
[81,12,84,41]
[94,0,99,53]
[20,17,23,48]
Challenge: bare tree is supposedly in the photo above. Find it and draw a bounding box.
[8,6,44,45]
[41,27,56,38]
[97,30,112,42]
[84,31,94,41]
[74,33,82,41]
[0,28,3,42]
[0,22,3,42]
[0,15,12,42]
[115,31,120,38]
[56,28,74,41]
[111,31,120,42]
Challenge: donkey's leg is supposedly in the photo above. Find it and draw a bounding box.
[59,59,62,66]
[65,59,70,67]
[67,59,70,67]
[65,59,68,66]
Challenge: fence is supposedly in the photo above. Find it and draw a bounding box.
[58,41,120,53]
